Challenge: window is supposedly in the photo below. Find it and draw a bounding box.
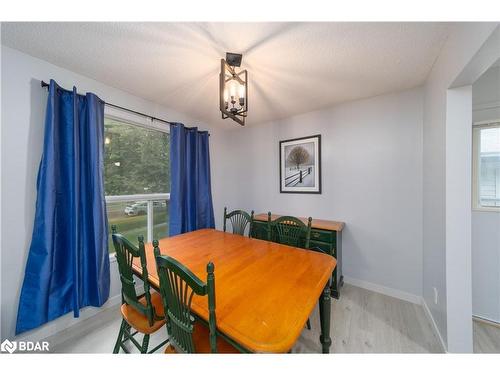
[104,116,170,253]
[472,122,500,210]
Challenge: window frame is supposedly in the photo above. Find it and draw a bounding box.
[103,108,171,259]
[472,119,500,212]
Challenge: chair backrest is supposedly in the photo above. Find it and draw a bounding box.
[111,225,156,326]
[267,213,313,249]
[223,207,254,237]
[154,242,217,353]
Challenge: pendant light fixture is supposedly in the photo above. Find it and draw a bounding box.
[219,52,248,126]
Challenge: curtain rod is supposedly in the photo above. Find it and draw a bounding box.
[41,80,175,126]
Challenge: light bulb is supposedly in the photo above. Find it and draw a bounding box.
[229,81,236,98]
[223,88,228,102]
[238,84,245,99]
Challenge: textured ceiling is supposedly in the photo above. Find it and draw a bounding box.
[1,22,451,128]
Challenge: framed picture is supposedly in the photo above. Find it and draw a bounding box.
[279,134,321,194]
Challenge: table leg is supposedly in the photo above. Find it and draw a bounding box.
[319,284,332,353]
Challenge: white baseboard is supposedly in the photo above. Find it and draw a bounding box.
[15,294,122,344]
[421,298,447,353]
[343,276,421,305]
[473,315,500,328]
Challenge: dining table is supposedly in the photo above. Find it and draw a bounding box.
[132,228,337,353]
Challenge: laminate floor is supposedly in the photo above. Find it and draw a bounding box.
[48,284,446,353]
[473,320,500,353]
[293,284,443,353]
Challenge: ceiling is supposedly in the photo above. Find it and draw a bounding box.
[1,22,451,128]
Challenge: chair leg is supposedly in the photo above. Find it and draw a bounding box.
[306,319,311,330]
[141,334,150,354]
[113,319,127,353]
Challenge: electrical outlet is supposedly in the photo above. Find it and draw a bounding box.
[433,287,438,305]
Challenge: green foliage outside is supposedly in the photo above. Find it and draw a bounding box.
[104,119,170,253]
[104,118,170,195]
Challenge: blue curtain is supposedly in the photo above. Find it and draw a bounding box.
[16,80,110,334]
[169,123,215,236]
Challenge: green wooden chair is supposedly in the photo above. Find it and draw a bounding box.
[111,226,169,354]
[153,241,239,353]
[223,207,254,237]
[267,212,313,249]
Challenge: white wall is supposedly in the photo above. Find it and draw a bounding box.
[222,88,424,299]
[473,65,500,123]
[422,22,499,351]
[472,211,500,322]
[471,65,500,323]
[0,46,230,340]
[445,85,473,352]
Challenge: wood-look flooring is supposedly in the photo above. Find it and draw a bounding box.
[473,319,500,353]
[293,284,443,353]
[48,284,498,353]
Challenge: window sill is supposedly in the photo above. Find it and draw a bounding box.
[472,207,500,213]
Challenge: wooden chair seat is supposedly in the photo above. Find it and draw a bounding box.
[112,230,169,353]
[120,291,165,334]
[164,321,239,354]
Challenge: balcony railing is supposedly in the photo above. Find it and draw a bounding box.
[105,193,170,252]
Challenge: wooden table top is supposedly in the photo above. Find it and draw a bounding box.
[133,228,336,353]
[253,213,345,232]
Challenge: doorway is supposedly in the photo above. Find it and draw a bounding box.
[444,25,500,353]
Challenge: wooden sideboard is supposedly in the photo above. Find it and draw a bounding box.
[252,213,345,299]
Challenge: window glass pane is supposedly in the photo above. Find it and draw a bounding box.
[104,118,170,195]
[153,200,169,240]
[107,200,148,254]
[479,126,500,207]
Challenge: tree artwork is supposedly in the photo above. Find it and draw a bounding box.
[287,146,310,170]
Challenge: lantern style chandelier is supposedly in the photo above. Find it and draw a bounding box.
[219,52,248,126]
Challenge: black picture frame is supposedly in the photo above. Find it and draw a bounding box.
[279,134,322,194]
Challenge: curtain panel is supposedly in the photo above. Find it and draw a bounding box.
[16,80,110,334]
[169,123,215,236]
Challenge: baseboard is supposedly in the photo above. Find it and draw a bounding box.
[473,315,500,328]
[421,298,447,353]
[14,294,122,344]
[343,276,421,305]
